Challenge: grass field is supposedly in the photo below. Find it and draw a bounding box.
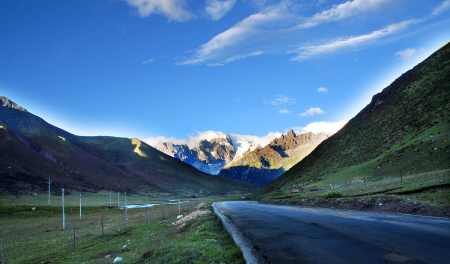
[0,194,246,263]
[260,169,450,207]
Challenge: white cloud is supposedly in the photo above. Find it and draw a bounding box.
[144,136,190,148]
[296,0,391,28]
[225,51,265,63]
[317,87,328,93]
[230,132,282,148]
[145,130,227,148]
[178,2,292,65]
[142,58,154,64]
[124,0,193,22]
[291,20,417,61]
[207,63,224,66]
[205,0,236,20]
[395,47,423,60]
[144,130,282,149]
[264,95,296,105]
[278,109,290,114]
[299,107,326,117]
[432,0,450,16]
[291,120,348,135]
[178,0,400,65]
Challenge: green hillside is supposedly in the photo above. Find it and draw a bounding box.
[0,97,259,196]
[260,42,450,195]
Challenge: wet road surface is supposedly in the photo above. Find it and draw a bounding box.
[213,201,450,264]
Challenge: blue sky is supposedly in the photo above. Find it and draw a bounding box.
[1,0,449,147]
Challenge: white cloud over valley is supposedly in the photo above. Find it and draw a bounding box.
[395,47,423,60]
[145,121,349,151]
[317,87,328,93]
[142,58,154,64]
[144,130,282,149]
[264,95,296,105]
[291,120,348,135]
[300,107,326,117]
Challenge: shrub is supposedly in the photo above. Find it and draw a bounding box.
[324,191,343,199]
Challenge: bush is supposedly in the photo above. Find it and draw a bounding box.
[324,191,343,199]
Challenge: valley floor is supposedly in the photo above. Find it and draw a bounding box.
[0,195,246,264]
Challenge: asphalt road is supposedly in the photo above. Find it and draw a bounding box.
[213,201,450,264]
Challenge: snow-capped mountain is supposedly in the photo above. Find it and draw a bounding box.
[156,134,261,175]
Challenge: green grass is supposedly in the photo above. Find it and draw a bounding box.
[0,197,245,263]
[324,191,343,199]
[260,169,450,206]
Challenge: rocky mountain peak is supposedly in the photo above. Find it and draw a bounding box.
[1,96,28,112]
[286,130,296,138]
[226,134,232,144]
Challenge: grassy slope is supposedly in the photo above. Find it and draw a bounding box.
[260,42,450,195]
[0,101,259,196]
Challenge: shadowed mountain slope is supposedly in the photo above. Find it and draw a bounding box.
[261,42,450,194]
[0,97,258,196]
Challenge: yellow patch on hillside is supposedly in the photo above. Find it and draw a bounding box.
[132,138,148,157]
[58,136,66,141]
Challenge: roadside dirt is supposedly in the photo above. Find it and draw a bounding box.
[262,195,450,218]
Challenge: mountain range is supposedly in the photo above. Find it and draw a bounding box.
[157,130,329,186]
[0,97,258,196]
[156,135,237,175]
[220,130,329,186]
[261,42,450,194]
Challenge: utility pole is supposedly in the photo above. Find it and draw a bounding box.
[179,197,181,214]
[62,188,65,230]
[47,179,52,206]
[118,192,120,208]
[125,192,127,208]
[110,190,111,207]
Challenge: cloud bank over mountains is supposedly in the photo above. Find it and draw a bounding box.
[145,120,347,149]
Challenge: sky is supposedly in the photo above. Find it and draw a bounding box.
[1,0,449,148]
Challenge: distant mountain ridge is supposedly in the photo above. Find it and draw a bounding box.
[157,130,329,186]
[219,130,329,186]
[156,135,259,175]
[0,96,258,196]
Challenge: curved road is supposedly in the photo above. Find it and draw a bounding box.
[213,201,450,264]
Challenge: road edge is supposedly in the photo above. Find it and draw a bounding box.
[212,202,259,264]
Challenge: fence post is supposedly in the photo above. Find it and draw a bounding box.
[125,208,129,229]
[118,192,120,209]
[73,225,76,247]
[110,190,111,207]
[400,170,403,183]
[47,179,52,206]
[62,188,65,230]
[145,193,148,223]
[79,194,82,219]
[1,238,5,264]
[101,212,104,235]
[160,205,165,219]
